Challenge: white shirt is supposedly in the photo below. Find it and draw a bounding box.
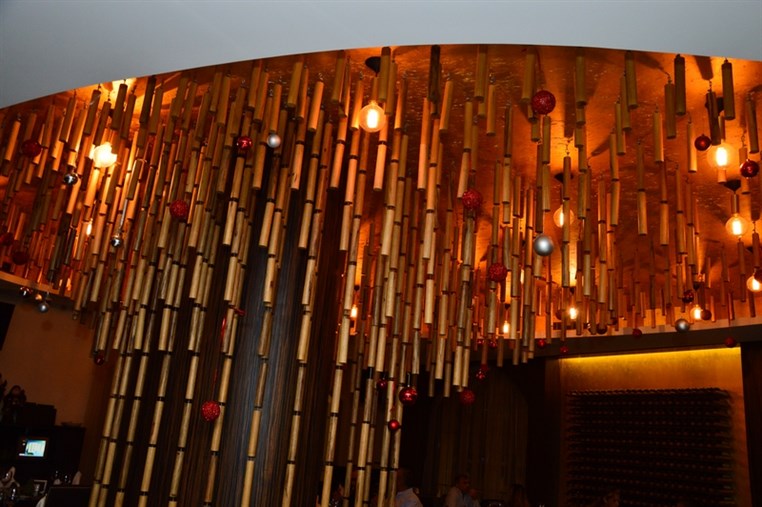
[396,487,423,507]
[444,487,471,507]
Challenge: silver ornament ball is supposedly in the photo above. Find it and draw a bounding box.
[62,171,79,186]
[266,133,281,148]
[533,234,555,256]
[37,300,50,313]
[675,318,691,333]
[19,286,32,298]
[110,234,123,248]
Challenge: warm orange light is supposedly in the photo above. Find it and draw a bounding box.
[359,100,385,133]
[350,304,358,319]
[747,275,762,292]
[90,142,117,168]
[502,320,510,334]
[568,305,579,320]
[691,304,703,320]
[553,206,575,228]
[725,213,750,237]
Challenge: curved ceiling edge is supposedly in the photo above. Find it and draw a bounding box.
[1,0,760,108]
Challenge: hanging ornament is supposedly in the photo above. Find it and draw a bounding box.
[169,199,190,220]
[398,385,418,406]
[376,375,388,391]
[632,328,643,338]
[109,233,123,248]
[596,323,608,335]
[675,318,691,333]
[531,90,556,115]
[201,400,221,422]
[20,139,42,157]
[701,309,712,320]
[93,351,106,366]
[461,188,483,211]
[694,134,712,151]
[740,159,760,178]
[681,289,695,304]
[387,419,402,432]
[488,339,498,349]
[11,250,29,265]
[487,262,508,282]
[536,338,547,349]
[266,132,282,148]
[458,387,476,406]
[475,368,486,381]
[18,286,32,298]
[235,135,253,152]
[0,232,14,246]
[559,344,570,355]
[724,336,737,348]
[475,338,485,347]
[62,171,79,186]
[533,234,554,256]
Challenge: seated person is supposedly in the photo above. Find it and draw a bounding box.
[444,473,471,507]
[395,468,422,507]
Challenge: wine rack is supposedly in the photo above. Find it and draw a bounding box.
[566,388,735,507]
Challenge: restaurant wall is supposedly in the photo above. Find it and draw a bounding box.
[0,297,113,481]
[559,348,750,506]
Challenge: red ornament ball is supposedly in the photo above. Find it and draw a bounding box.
[681,289,695,304]
[694,134,712,151]
[169,199,190,220]
[11,249,29,265]
[536,338,547,349]
[458,388,476,406]
[701,309,713,321]
[201,400,221,422]
[475,369,486,381]
[0,232,14,246]
[487,262,508,282]
[462,188,483,212]
[724,336,737,348]
[93,351,106,366]
[235,135,254,152]
[740,159,760,178]
[398,386,418,406]
[632,328,643,338]
[560,344,570,355]
[488,339,498,349]
[20,139,43,157]
[376,377,388,391]
[531,90,556,115]
[387,419,402,432]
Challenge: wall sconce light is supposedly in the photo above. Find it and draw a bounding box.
[90,142,118,168]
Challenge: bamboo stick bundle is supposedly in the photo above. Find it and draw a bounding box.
[722,59,736,121]
[673,54,686,116]
[457,100,473,196]
[330,115,349,189]
[665,78,677,139]
[88,351,126,507]
[299,118,330,250]
[625,51,638,109]
[418,98,431,191]
[373,121,389,191]
[521,49,536,104]
[747,95,759,154]
[659,161,669,246]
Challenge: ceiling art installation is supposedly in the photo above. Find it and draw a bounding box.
[0,43,760,502]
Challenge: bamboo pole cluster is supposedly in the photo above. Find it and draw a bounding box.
[0,44,760,505]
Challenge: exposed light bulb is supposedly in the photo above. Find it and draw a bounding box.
[725,213,750,237]
[747,275,762,292]
[568,305,579,320]
[359,100,385,133]
[714,145,729,168]
[691,304,703,320]
[553,206,575,228]
[90,142,118,168]
[86,221,93,236]
[502,320,510,334]
[350,304,358,320]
